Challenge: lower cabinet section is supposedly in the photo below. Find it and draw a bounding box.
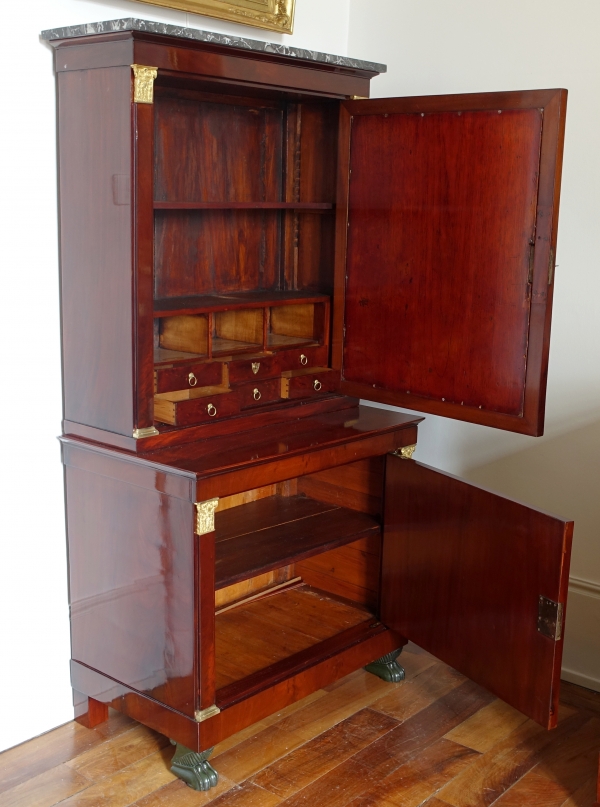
[63,414,406,760]
[62,404,573,791]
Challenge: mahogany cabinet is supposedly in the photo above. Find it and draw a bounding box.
[43,18,573,790]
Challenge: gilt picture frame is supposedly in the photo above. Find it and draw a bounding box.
[131,0,295,34]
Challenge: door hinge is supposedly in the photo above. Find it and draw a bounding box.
[392,444,416,460]
[548,247,555,285]
[194,704,220,723]
[537,596,563,641]
[528,241,535,284]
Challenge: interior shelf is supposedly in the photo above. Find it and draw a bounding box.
[215,495,380,590]
[215,584,375,697]
[154,290,330,318]
[154,201,333,211]
[154,347,206,364]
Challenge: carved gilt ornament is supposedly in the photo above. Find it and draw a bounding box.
[130,0,295,34]
[195,498,219,535]
[131,65,158,104]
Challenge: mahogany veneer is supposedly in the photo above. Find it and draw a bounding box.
[47,19,573,781]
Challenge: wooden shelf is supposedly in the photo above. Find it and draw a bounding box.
[154,347,206,365]
[215,584,376,699]
[154,201,333,211]
[154,290,330,318]
[215,495,380,590]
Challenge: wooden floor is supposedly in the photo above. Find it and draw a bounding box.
[1,643,599,807]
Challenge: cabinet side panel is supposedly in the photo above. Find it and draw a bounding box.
[58,66,134,435]
[65,462,197,718]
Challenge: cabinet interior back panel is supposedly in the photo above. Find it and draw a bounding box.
[154,95,283,297]
[154,95,283,202]
[343,108,543,417]
[155,209,280,296]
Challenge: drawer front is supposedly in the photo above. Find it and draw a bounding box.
[281,369,340,400]
[155,392,239,427]
[227,355,280,385]
[155,361,222,393]
[237,378,282,409]
[276,345,329,372]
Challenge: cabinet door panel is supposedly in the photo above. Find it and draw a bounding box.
[381,454,572,728]
[334,90,567,435]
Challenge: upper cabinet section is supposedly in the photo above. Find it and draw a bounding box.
[47,24,382,447]
[334,90,567,435]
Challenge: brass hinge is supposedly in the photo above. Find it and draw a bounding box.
[392,444,416,460]
[195,705,221,723]
[548,247,556,285]
[537,596,564,641]
[528,241,535,284]
[195,498,219,535]
[132,426,159,439]
[350,95,368,100]
[131,64,158,104]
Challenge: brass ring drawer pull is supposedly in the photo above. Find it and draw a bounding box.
[300,354,308,366]
[313,379,322,391]
[253,388,261,401]
[188,372,197,387]
[207,403,217,417]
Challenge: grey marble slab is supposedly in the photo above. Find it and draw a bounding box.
[40,18,386,74]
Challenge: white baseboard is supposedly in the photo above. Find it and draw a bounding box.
[561,667,600,691]
[561,576,600,692]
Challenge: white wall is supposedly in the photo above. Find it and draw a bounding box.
[349,0,600,688]
[0,0,349,754]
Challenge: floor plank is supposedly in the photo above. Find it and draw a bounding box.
[558,775,598,806]
[371,661,466,723]
[559,681,600,716]
[66,725,170,782]
[250,708,399,798]
[55,747,177,807]
[272,681,494,807]
[0,712,133,795]
[444,699,529,753]
[344,738,480,807]
[437,709,590,807]
[0,763,90,807]
[491,717,600,807]
[134,774,237,807]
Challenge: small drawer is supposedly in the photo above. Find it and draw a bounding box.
[237,378,282,409]
[154,388,239,427]
[276,345,329,372]
[155,361,223,393]
[226,354,280,385]
[281,368,340,400]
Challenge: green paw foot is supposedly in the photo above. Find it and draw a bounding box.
[170,744,218,791]
[364,649,405,683]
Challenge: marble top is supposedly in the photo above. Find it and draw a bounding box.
[40,18,386,74]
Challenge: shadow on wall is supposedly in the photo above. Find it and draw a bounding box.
[463,417,600,691]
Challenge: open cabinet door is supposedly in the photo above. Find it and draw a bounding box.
[333,90,567,435]
[381,454,573,729]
